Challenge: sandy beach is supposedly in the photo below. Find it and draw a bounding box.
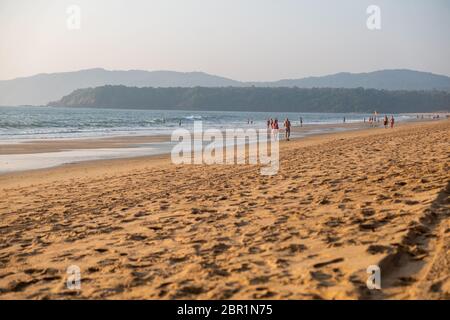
[0,120,449,299]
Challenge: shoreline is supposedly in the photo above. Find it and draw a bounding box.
[0,119,440,175]
[0,118,444,188]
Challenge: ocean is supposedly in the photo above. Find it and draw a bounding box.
[0,106,416,142]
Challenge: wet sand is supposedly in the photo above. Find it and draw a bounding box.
[0,135,169,155]
[0,121,385,156]
[0,120,449,299]
[0,122,368,174]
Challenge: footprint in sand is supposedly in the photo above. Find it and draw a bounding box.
[366,244,393,255]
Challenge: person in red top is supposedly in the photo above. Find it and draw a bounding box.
[284,118,291,141]
[274,119,279,129]
[271,118,279,140]
[390,115,395,128]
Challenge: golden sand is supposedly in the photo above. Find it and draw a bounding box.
[0,121,449,299]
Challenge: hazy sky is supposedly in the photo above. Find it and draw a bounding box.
[1,0,449,81]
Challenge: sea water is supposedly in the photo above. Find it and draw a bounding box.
[0,106,416,142]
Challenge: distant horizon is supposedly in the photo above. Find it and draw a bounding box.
[2,66,450,82]
[1,0,450,81]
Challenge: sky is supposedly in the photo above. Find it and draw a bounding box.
[1,0,450,81]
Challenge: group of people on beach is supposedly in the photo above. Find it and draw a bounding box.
[258,112,397,143]
[266,118,292,141]
[383,115,395,128]
[364,115,395,128]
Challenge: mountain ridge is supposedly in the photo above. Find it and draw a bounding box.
[48,85,450,113]
[2,68,450,106]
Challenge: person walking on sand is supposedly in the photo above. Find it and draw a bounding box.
[272,118,279,140]
[383,115,388,128]
[284,118,291,141]
[390,116,395,128]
